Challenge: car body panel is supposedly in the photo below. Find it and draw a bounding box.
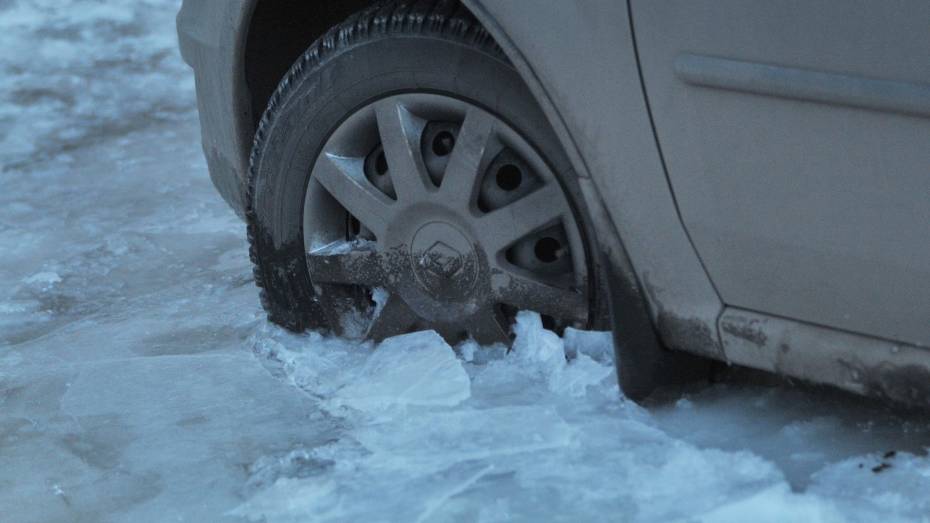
[630,0,930,347]
[177,0,253,215]
[719,308,930,405]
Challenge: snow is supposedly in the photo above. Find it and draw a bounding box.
[2,1,930,522]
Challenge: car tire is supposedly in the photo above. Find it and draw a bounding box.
[246,0,613,343]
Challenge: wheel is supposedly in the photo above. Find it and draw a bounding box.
[247,1,609,343]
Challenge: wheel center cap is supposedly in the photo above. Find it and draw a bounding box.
[410,221,479,300]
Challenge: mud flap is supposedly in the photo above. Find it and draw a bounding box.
[606,261,712,400]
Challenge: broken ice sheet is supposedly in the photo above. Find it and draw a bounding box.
[236,316,810,522]
[236,315,587,522]
[231,460,497,523]
[233,402,576,521]
[351,405,574,471]
[238,312,930,522]
[331,330,472,412]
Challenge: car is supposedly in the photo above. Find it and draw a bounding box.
[177,0,930,406]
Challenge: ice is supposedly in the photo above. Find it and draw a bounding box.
[23,271,62,286]
[237,316,930,521]
[511,310,566,371]
[563,325,615,362]
[3,0,930,521]
[0,0,193,168]
[808,452,930,520]
[510,310,614,397]
[237,313,930,522]
[699,484,845,523]
[370,287,389,318]
[231,461,500,523]
[350,405,574,469]
[333,331,471,412]
[308,238,377,255]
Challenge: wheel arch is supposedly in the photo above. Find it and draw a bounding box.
[238,0,725,396]
[243,0,373,131]
[239,0,642,278]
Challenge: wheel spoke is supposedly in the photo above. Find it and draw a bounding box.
[440,107,500,207]
[495,270,588,324]
[304,94,591,345]
[306,243,385,287]
[478,184,568,254]
[374,99,433,202]
[315,153,394,239]
[469,309,512,346]
[367,294,419,342]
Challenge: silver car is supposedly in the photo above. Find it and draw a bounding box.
[177,0,930,406]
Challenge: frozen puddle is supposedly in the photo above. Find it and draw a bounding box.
[234,313,930,522]
[238,313,602,521]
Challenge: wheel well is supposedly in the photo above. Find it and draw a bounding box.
[244,0,374,129]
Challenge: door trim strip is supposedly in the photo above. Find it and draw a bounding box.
[675,53,930,118]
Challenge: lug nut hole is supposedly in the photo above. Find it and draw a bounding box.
[534,237,562,263]
[374,150,388,176]
[495,164,522,191]
[432,131,455,157]
[349,216,361,236]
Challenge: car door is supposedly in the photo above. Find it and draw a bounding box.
[629,0,930,347]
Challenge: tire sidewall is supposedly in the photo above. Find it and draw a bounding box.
[250,35,609,331]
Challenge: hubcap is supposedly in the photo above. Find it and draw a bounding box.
[410,221,478,300]
[303,93,589,345]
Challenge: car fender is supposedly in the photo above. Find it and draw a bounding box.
[463,0,725,360]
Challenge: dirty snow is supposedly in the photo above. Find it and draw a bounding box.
[2,1,930,522]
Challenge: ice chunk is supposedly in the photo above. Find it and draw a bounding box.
[370,287,389,317]
[332,330,471,412]
[510,311,613,397]
[307,238,376,255]
[548,352,614,397]
[23,271,61,286]
[511,310,565,373]
[563,326,614,363]
[457,338,479,363]
[352,406,574,470]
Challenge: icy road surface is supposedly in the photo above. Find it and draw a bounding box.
[2,1,930,522]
